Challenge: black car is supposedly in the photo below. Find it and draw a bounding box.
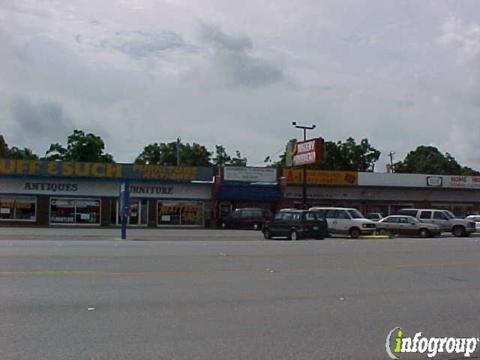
[262,210,329,240]
[220,208,272,230]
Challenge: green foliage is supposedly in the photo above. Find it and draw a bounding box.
[135,141,212,166]
[0,135,38,160]
[0,135,9,158]
[44,130,114,163]
[212,145,247,167]
[393,146,480,175]
[229,150,247,167]
[268,137,380,172]
[8,147,39,160]
[316,138,380,172]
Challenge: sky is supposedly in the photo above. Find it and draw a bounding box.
[1,0,480,170]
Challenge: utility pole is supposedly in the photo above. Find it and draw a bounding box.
[388,151,395,173]
[176,137,181,166]
[292,122,316,209]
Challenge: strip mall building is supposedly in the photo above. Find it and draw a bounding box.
[1,159,480,227]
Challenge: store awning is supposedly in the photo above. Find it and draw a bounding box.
[218,184,283,202]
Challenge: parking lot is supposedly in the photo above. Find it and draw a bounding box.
[1,228,480,359]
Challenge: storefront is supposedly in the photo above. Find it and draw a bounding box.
[283,170,480,216]
[213,167,283,224]
[0,159,214,227]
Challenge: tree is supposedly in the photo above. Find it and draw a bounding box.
[44,130,114,163]
[393,146,480,175]
[316,138,380,172]
[229,150,247,167]
[0,135,9,158]
[212,145,247,167]
[8,147,38,160]
[268,137,380,172]
[0,134,38,159]
[135,140,211,166]
[212,145,231,167]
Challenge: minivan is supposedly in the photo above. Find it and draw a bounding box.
[262,210,329,240]
[309,207,376,238]
[220,208,272,230]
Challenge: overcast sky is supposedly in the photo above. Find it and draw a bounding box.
[1,0,480,170]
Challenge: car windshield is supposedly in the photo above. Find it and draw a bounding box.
[348,209,365,219]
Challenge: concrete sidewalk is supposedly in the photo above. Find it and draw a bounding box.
[0,227,264,241]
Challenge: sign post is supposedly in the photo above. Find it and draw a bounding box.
[291,124,325,209]
[119,181,130,240]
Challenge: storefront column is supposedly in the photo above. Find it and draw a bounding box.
[148,200,157,227]
[37,195,50,226]
[101,198,111,226]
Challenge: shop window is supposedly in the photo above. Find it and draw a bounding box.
[50,198,100,225]
[111,199,148,226]
[158,201,204,226]
[0,197,36,221]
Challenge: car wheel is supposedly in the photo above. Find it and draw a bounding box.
[253,223,259,230]
[378,229,389,236]
[289,230,299,241]
[419,228,430,238]
[452,226,465,237]
[349,228,360,239]
[263,229,272,240]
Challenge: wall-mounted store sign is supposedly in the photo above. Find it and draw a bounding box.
[129,185,173,195]
[426,176,443,187]
[283,169,358,186]
[0,159,213,181]
[223,167,277,183]
[359,172,480,189]
[24,182,79,192]
[292,138,325,166]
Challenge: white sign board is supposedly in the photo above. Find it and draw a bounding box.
[0,178,212,199]
[223,167,277,183]
[293,152,317,166]
[358,172,480,189]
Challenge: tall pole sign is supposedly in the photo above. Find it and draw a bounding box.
[119,181,130,240]
[291,122,324,209]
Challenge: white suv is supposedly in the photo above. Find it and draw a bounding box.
[309,207,376,238]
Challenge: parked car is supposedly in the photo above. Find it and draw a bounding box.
[220,208,272,230]
[366,212,383,222]
[262,210,329,240]
[309,207,376,238]
[466,215,480,232]
[376,215,441,238]
[397,209,476,237]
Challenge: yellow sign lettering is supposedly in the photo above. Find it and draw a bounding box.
[28,160,40,175]
[0,159,15,174]
[75,163,90,177]
[47,162,58,175]
[91,163,105,177]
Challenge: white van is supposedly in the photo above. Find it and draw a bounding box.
[309,207,376,238]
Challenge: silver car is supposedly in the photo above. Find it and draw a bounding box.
[376,215,441,238]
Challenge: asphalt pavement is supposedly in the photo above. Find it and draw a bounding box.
[1,228,480,359]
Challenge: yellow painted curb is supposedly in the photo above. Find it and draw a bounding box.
[359,235,390,240]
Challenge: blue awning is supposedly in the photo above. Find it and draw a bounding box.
[218,184,282,202]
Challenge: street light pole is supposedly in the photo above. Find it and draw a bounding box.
[292,122,316,209]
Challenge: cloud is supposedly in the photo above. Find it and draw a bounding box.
[101,30,197,58]
[438,16,480,64]
[10,97,75,151]
[200,24,284,88]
